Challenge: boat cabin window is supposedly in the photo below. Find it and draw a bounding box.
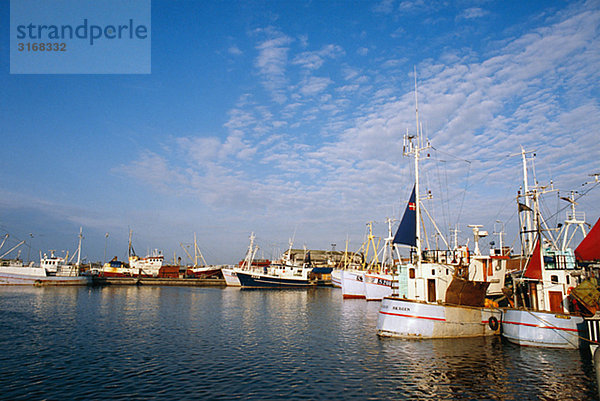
[566,275,570,285]
[409,268,415,279]
[431,269,435,275]
[550,275,559,284]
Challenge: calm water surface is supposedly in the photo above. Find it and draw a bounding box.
[0,286,597,400]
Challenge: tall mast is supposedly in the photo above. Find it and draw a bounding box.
[194,233,198,266]
[128,229,134,257]
[76,227,82,267]
[414,69,422,266]
[407,69,430,266]
[520,147,534,255]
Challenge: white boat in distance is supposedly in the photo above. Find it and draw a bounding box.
[341,269,366,299]
[342,223,381,299]
[101,230,163,277]
[180,233,223,278]
[237,246,327,288]
[222,233,263,286]
[0,229,91,286]
[364,218,399,301]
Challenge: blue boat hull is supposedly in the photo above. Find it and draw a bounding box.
[236,271,315,288]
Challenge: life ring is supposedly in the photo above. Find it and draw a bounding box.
[488,316,499,331]
[567,286,575,295]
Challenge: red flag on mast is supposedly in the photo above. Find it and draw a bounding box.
[524,238,543,280]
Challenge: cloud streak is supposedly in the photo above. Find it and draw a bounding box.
[114,2,600,258]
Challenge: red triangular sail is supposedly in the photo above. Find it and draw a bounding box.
[576,218,600,262]
[524,238,542,280]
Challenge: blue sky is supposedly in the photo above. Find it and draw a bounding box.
[1,0,599,265]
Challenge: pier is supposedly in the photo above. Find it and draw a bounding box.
[92,276,226,287]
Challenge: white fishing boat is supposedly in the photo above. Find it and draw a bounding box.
[0,228,91,286]
[181,233,222,278]
[237,241,324,289]
[342,223,382,299]
[101,230,163,277]
[129,251,163,277]
[222,233,260,286]
[331,269,342,288]
[236,264,319,288]
[376,80,501,339]
[222,266,241,286]
[364,218,400,301]
[341,270,366,298]
[376,185,501,338]
[501,149,587,349]
[332,237,357,288]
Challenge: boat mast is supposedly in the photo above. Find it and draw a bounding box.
[520,147,534,255]
[128,229,134,258]
[559,191,588,251]
[241,232,257,270]
[194,233,198,266]
[382,217,396,269]
[404,69,429,268]
[76,227,82,268]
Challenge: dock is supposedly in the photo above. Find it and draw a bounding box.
[92,277,226,287]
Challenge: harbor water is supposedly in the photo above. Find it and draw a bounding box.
[0,286,597,400]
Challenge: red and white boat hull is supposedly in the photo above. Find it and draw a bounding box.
[377,297,501,338]
[502,309,584,349]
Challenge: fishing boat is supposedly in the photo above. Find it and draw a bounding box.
[331,269,342,288]
[341,269,366,298]
[501,149,586,349]
[342,224,380,299]
[331,237,356,288]
[222,233,260,286]
[0,229,91,285]
[364,218,400,301]
[101,230,163,277]
[376,81,501,339]
[236,266,317,288]
[181,234,222,278]
[376,186,501,338]
[100,258,137,277]
[237,245,325,288]
[573,210,600,353]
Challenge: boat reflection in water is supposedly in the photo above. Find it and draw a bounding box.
[378,335,593,400]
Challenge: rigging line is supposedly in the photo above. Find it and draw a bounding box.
[450,153,518,193]
[443,157,451,234]
[429,145,472,164]
[433,149,451,240]
[454,162,471,229]
[542,181,599,224]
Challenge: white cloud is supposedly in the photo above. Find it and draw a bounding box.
[292,44,345,70]
[228,45,243,55]
[254,29,293,104]
[114,3,600,257]
[299,76,333,96]
[459,7,488,20]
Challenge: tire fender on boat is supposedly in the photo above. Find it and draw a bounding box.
[488,316,499,331]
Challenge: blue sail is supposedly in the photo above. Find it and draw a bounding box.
[393,185,417,246]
